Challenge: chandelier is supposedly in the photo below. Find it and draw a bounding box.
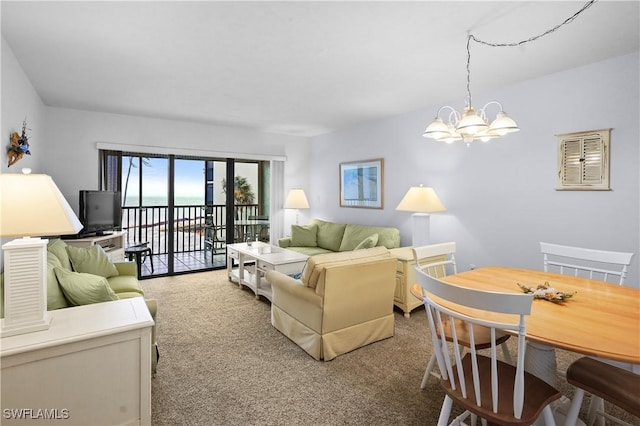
[423,0,596,145]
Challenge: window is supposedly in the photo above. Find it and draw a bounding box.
[556,129,610,190]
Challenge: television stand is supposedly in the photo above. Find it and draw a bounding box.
[63,231,126,263]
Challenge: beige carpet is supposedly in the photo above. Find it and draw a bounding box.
[142,270,638,426]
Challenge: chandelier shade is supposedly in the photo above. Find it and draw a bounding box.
[423,102,519,144]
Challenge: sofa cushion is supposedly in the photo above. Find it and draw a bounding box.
[311,218,346,252]
[339,224,401,251]
[66,244,119,278]
[290,224,318,247]
[301,246,390,289]
[47,238,73,271]
[107,275,145,296]
[54,267,119,306]
[354,233,379,250]
[47,252,70,310]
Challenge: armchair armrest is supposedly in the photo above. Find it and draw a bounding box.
[278,237,292,248]
[114,261,137,277]
[266,270,322,307]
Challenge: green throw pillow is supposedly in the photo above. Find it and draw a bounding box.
[354,233,379,250]
[66,244,119,278]
[290,224,318,247]
[47,252,69,310]
[54,267,119,306]
[47,239,73,271]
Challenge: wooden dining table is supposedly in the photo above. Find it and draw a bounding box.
[412,266,640,368]
[412,266,640,425]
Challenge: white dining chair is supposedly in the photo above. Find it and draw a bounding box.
[540,242,635,425]
[412,242,512,390]
[416,268,561,425]
[540,242,634,285]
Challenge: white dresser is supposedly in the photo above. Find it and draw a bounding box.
[0,298,154,425]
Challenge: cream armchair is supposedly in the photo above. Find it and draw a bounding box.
[265,247,397,361]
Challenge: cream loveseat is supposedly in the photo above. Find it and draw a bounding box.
[278,218,401,256]
[265,246,397,361]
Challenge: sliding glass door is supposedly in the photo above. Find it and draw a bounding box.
[101,150,270,278]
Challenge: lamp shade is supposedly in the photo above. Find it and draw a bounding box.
[395,185,446,213]
[284,189,310,209]
[0,173,83,237]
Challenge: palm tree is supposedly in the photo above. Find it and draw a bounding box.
[122,156,151,206]
[222,176,255,204]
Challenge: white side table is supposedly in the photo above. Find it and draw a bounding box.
[1,298,154,425]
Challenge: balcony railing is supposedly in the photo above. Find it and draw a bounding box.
[121,204,260,256]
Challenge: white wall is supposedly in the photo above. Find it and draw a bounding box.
[1,38,49,268]
[41,107,310,216]
[310,52,640,287]
[1,37,46,174]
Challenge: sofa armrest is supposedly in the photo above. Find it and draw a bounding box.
[266,270,322,307]
[114,261,137,277]
[278,237,292,248]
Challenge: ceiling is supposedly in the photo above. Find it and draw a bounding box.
[2,1,638,137]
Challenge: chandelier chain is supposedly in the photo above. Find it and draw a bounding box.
[465,0,597,105]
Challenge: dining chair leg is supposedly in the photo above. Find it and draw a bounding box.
[587,396,606,426]
[438,396,454,425]
[420,353,438,389]
[541,405,557,426]
[564,387,585,425]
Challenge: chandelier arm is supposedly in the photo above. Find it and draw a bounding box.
[479,101,504,116]
[436,106,461,123]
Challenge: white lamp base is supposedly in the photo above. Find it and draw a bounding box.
[0,314,52,338]
[1,237,50,338]
[411,213,431,247]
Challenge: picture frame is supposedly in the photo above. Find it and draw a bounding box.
[339,158,384,209]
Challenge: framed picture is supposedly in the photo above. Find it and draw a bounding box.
[339,158,384,209]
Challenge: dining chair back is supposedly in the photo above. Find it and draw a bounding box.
[541,242,635,424]
[413,241,457,277]
[540,242,634,285]
[412,242,512,390]
[416,269,561,425]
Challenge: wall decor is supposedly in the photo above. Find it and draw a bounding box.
[7,119,31,167]
[339,158,384,209]
[556,129,610,191]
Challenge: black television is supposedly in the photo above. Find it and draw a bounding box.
[79,190,122,236]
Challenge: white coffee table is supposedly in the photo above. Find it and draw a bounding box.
[227,242,308,301]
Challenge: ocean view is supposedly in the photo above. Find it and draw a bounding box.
[123,195,206,207]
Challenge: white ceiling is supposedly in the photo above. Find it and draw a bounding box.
[2,1,638,137]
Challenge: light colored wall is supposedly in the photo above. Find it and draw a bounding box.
[310,52,640,288]
[41,107,310,217]
[1,38,48,267]
[1,37,46,174]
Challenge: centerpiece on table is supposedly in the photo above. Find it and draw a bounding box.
[517,282,576,303]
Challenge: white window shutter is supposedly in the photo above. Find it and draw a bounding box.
[556,129,610,190]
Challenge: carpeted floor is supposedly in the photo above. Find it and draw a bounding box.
[142,270,638,426]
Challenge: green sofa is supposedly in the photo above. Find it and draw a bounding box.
[278,218,401,255]
[0,238,158,372]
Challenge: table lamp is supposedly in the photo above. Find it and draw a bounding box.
[0,170,83,337]
[284,189,309,225]
[396,185,446,247]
